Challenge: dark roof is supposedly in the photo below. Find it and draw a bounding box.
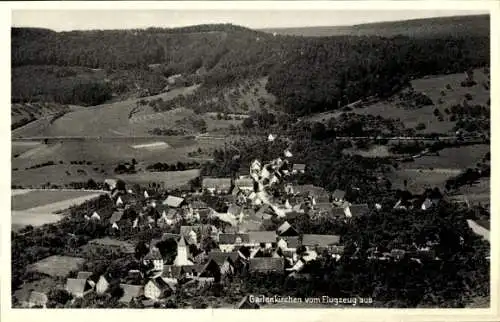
[76,271,93,280]
[162,265,183,279]
[234,178,254,188]
[202,177,232,190]
[249,258,285,272]
[283,236,300,249]
[302,234,340,247]
[109,211,123,224]
[330,207,346,217]
[248,231,277,243]
[144,248,163,261]
[476,219,490,230]
[207,251,240,265]
[332,189,346,200]
[292,164,306,171]
[190,200,208,209]
[147,276,173,291]
[218,233,250,244]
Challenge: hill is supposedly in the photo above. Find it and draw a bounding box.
[12,17,489,117]
[261,14,490,38]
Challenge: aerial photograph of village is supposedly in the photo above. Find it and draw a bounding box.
[10,7,491,310]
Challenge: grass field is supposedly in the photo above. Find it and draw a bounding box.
[12,190,103,211]
[305,69,489,134]
[343,145,394,158]
[399,144,489,170]
[116,169,200,187]
[28,255,85,277]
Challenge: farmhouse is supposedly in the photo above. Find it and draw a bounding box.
[248,231,277,248]
[218,233,250,251]
[144,277,176,300]
[96,274,113,294]
[202,177,232,195]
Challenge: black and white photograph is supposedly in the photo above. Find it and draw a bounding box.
[4,1,497,317]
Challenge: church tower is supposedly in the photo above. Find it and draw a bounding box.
[173,236,193,266]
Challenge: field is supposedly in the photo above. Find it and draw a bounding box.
[343,145,394,158]
[11,190,106,230]
[305,68,489,134]
[388,144,489,195]
[12,190,103,211]
[116,169,201,187]
[27,255,85,277]
[399,144,489,170]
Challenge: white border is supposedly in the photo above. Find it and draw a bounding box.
[1,2,498,322]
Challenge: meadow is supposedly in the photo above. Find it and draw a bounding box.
[11,190,102,211]
[305,68,489,134]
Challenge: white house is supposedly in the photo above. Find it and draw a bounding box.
[96,275,110,294]
[144,277,175,300]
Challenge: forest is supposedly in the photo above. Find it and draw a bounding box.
[12,17,489,112]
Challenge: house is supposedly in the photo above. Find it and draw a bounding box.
[197,259,222,282]
[301,234,340,250]
[207,251,242,276]
[249,257,285,273]
[248,231,278,248]
[344,204,369,218]
[277,221,299,236]
[76,271,93,281]
[104,179,118,191]
[144,247,164,272]
[109,210,124,227]
[119,284,144,304]
[96,274,112,294]
[173,236,194,266]
[66,278,93,298]
[144,276,176,300]
[467,219,490,242]
[163,195,185,208]
[17,291,48,308]
[116,196,124,207]
[190,200,208,210]
[202,177,232,195]
[91,211,101,221]
[236,295,260,309]
[234,177,254,192]
[218,233,250,252]
[421,198,437,210]
[292,163,306,174]
[332,189,346,203]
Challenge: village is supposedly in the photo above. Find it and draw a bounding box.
[13,132,478,310]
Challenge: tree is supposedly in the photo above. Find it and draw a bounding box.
[47,289,73,307]
[135,241,149,260]
[242,117,254,130]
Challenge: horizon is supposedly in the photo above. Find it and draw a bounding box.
[11,10,489,32]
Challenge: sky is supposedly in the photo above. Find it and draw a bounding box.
[11,9,489,31]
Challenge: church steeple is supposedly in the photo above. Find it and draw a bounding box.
[173,236,193,266]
